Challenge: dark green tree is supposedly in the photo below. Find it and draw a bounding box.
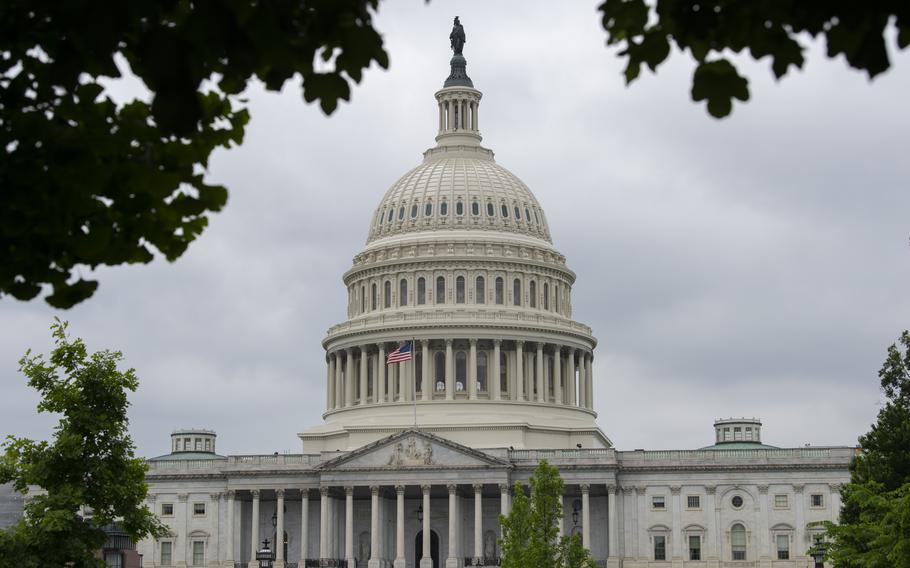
[824,330,910,567]
[598,1,910,117]
[499,460,596,568]
[0,319,167,567]
[0,1,388,308]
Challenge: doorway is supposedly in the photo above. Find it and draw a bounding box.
[415,530,440,568]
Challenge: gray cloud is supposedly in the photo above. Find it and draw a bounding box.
[1,1,907,457]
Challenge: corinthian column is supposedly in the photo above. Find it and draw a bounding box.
[319,487,329,560]
[275,489,285,568]
[369,486,382,568]
[421,340,431,401]
[468,339,478,400]
[250,490,260,567]
[446,484,459,568]
[421,485,432,568]
[553,346,562,404]
[536,343,545,402]
[445,339,454,400]
[345,487,355,566]
[327,355,335,411]
[567,349,577,407]
[225,490,235,566]
[473,484,483,560]
[492,340,501,400]
[581,484,591,550]
[334,351,344,409]
[585,353,594,409]
[394,485,406,568]
[359,347,369,405]
[515,341,524,401]
[300,489,309,564]
[378,344,387,404]
[345,350,355,406]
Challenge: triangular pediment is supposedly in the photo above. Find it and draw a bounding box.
[318,429,511,471]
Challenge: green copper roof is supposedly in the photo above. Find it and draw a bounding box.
[699,442,779,450]
[147,452,226,461]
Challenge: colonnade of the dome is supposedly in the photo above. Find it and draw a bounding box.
[324,338,594,415]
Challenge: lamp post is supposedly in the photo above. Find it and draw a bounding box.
[256,538,275,568]
[809,543,827,568]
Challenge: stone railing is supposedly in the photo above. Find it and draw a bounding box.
[227,454,322,466]
[509,448,612,461]
[620,447,854,468]
[146,454,322,472]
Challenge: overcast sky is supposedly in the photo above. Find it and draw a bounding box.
[2,2,908,458]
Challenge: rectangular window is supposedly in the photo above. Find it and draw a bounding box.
[654,535,666,560]
[204,439,211,451]
[192,541,205,566]
[777,534,790,559]
[652,495,665,509]
[689,535,701,561]
[687,495,700,509]
[745,427,753,440]
[734,426,742,440]
[161,503,174,516]
[193,502,205,515]
[811,494,824,508]
[774,494,789,508]
[104,552,123,568]
[160,542,172,565]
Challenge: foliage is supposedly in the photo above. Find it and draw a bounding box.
[598,0,910,117]
[0,1,388,308]
[824,331,910,567]
[0,319,166,567]
[499,460,597,568]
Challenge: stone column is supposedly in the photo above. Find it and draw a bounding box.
[758,485,770,566]
[327,356,335,411]
[567,349,577,407]
[360,347,369,405]
[319,487,329,559]
[515,341,524,401]
[492,340,502,400]
[250,490,260,566]
[224,491,235,566]
[830,483,842,516]
[345,487,355,566]
[334,351,344,409]
[473,484,483,560]
[474,100,479,130]
[421,485,432,568]
[369,486,381,568]
[671,486,682,564]
[607,485,619,567]
[446,484,459,568]
[394,485,406,568]
[377,344,386,404]
[553,346,563,404]
[577,351,587,409]
[275,489,286,567]
[300,490,309,564]
[468,339,478,400]
[536,343,545,402]
[345,350,355,406]
[500,483,510,518]
[794,484,806,559]
[705,485,718,565]
[585,353,594,409]
[581,484,591,550]
[421,340,431,401]
[445,339,454,400]
[327,495,335,559]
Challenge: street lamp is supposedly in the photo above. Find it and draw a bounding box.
[416,505,424,522]
[256,538,275,568]
[810,543,827,568]
[571,499,581,526]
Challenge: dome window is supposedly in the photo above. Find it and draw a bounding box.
[440,201,449,216]
[398,206,405,220]
[514,206,521,220]
[377,211,384,225]
[525,208,532,223]
[513,278,521,306]
[501,204,509,218]
[399,279,408,306]
[543,283,550,310]
[475,276,485,304]
[388,209,394,223]
[417,277,426,305]
[456,201,464,215]
[529,280,537,308]
[495,277,504,304]
[456,276,465,303]
[534,210,540,224]
[410,205,418,219]
[384,281,392,308]
[371,283,377,310]
[472,201,480,216]
[486,202,495,217]
[425,202,433,217]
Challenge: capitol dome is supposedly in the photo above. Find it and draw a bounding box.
[301,39,606,452]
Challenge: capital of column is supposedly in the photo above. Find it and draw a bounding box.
[370,485,380,496]
[447,483,457,494]
[445,338,453,346]
[757,485,769,495]
[147,494,157,503]
[499,483,510,494]
[225,490,235,500]
[580,484,590,494]
[829,483,842,492]
[670,486,681,495]
[473,483,483,493]
[493,338,502,346]
[275,488,285,498]
[319,487,329,497]
[606,484,617,494]
[210,492,223,501]
[345,486,354,496]
[421,484,431,494]
[633,486,646,496]
[300,488,310,498]
[793,484,805,494]
[469,338,477,346]
[395,485,406,495]
[622,486,635,495]
[515,340,524,348]
[704,485,716,495]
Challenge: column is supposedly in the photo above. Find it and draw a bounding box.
[468,339,478,400]
[567,349,577,407]
[500,482,510,521]
[360,347,369,405]
[607,485,619,567]
[445,339,454,400]
[830,483,843,516]
[334,352,344,409]
[345,487,355,565]
[536,343,545,402]
[327,495,335,559]
[515,341,524,401]
[578,352,587,409]
[378,344,387,404]
[274,489,285,567]
[758,485,770,565]
[422,341,431,401]
[581,484,591,550]
[319,487,329,559]
[474,100,479,130]
[473,484,483,560]
[794,484,806,559]
[327,356,335,411]
[226,490,236,565]
[250,490,260,566]
[446,484,459,568]
[421,485,432,568]
[705,486,717,564]
[394,485,406,568]
[671,486,682,563]
[345,350,355,406]
[369,486,381,568]
[300,490,309,564]
[553,346,562,404]
[492,340,502,400]
[585,353,594,409]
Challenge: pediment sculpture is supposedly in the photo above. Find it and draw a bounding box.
[388,437,434,467]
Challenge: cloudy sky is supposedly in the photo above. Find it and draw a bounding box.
[2,2,908,458]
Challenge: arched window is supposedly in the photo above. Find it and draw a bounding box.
[555,284,560,313]
[371,283,377,310]
[501,204,509,217]
[486,202,495,217]
[529,280,537,308]
[731,524,746,560]
[472,201,480,216]
[513,278,521,306]
[398,206,404,220]
[384,281,391,308]
[495,277,504,304]
[360,286,365,313]
[455,351,466,392]
[417,277,426,305]
[525,208,532,223]
[425,202,433,217]
[456,201,464,215]
[543,283,550,310]
[387,209,394,223]
[500,350,508,393]
[378,210,384,225]
[514,206,521,220]
[399,279,408,306]
[410,204,418,218]
[440,201,448,216]
[435,352,445,392]
[477,351,488,392]
[436,276,446,304]
[456,276,465,303]
[475,276,485,304]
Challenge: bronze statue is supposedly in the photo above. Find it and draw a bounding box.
[450,16,466,55]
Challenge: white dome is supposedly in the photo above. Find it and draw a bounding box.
[367,149,551,245]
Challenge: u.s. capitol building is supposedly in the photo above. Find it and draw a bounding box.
[138,21,852,568]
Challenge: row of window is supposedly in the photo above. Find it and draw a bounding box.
[652,525,798,562]
[159,541,205,566]
[352,276,567,315]
[716,425,761,442]
[173,437,212,452]
[160,502,206,516]
[650,492,826,511]
[377,199,543,228]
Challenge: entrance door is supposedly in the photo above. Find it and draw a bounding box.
[415,530,440,568]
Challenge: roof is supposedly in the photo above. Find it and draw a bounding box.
[699,442,779,450]
[147,452,226,461]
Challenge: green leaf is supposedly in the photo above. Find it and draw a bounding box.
[691,59,750,118]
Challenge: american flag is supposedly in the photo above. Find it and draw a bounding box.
[386,342,413,364]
